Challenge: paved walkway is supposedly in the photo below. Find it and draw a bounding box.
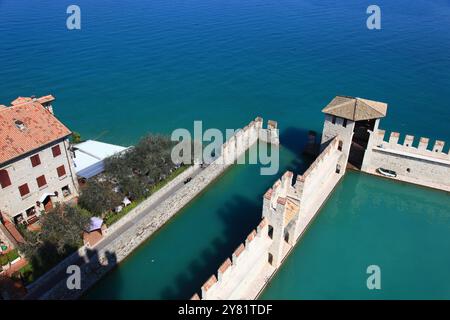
[26,166,203,299]
[94,166,203,252]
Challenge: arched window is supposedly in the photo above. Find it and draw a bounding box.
[284,232,289,243]
[338,140,343,151]
[268,225,274,239]
[0,169,12,188]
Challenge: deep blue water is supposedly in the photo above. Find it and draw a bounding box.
[1,0,449,144]
[1,0,449,299]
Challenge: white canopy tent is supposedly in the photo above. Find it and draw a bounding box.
[72,140,129,179]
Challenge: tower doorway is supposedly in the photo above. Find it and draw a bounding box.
[349,119,376,169]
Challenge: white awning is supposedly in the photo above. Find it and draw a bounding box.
[39,192,55,203]
[73,140,129,179]
[85,217,104,232]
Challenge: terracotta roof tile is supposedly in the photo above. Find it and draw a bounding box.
[219,258,232,274]
[258,217,267,229]
[246,229,257,243]
[233,243,245,258]
[264,188,273,200]
[191,293,200,300]
[11,97,33,106]
[201,275,217,292]
[0,99,71,164]
[322,96,387,121]
[37,95,55,104]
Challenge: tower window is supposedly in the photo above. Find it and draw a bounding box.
[342,119,347,128]
[335,164,341,174]
[268,225,274,239]
[338,140,343,151]
[331,116,337,124]
[268,253,273,265]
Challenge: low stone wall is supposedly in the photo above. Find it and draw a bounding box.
[362,129,450,191]
[40,161,229,299]
[106,165,196,235]
[25,165,196,297]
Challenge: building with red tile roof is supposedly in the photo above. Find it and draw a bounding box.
[0,96,79,243]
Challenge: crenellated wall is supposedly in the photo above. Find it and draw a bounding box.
[220,117,278,165]
[194,137,346,300]
[195,218,271,300]
[361,129,450,191]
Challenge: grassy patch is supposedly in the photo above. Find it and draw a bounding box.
[104,199,142,226]
[0,249,20,266]
[15,263,35,284]
[150,165,190,193]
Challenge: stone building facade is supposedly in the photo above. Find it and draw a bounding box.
[0,95,79,233]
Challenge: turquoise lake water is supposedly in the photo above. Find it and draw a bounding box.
[1,0,449,299]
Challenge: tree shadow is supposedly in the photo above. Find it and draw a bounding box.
[23,245,119,300]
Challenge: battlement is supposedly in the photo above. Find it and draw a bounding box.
[373,129,449,161]
[262,170,295,213]
[220,116,279,165]
[295,136,342,188]
[193,217,270,300]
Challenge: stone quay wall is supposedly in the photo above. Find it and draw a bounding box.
[361,129,450,191]
[26,117,278,299]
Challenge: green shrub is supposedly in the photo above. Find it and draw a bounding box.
[6,249,19,262]
[0,254,8,266]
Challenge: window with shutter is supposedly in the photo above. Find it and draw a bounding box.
[0,169,12,188]
[57,165,66,177]
[30,154,41,167]
[52,145,62,157]
[19,183,30,197]
[36,175,47,188]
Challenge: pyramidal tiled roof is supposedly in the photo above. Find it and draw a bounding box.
[322,96,387,121]
[0,97,71,165]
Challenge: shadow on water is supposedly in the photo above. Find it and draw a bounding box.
[159,195,262,299]
[158,128,317,299]
[279,126,318,174]
[82,126,315,300]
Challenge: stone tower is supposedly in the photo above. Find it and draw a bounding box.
[320,96,388,169]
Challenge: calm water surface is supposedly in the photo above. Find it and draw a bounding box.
[0,0,449,299]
